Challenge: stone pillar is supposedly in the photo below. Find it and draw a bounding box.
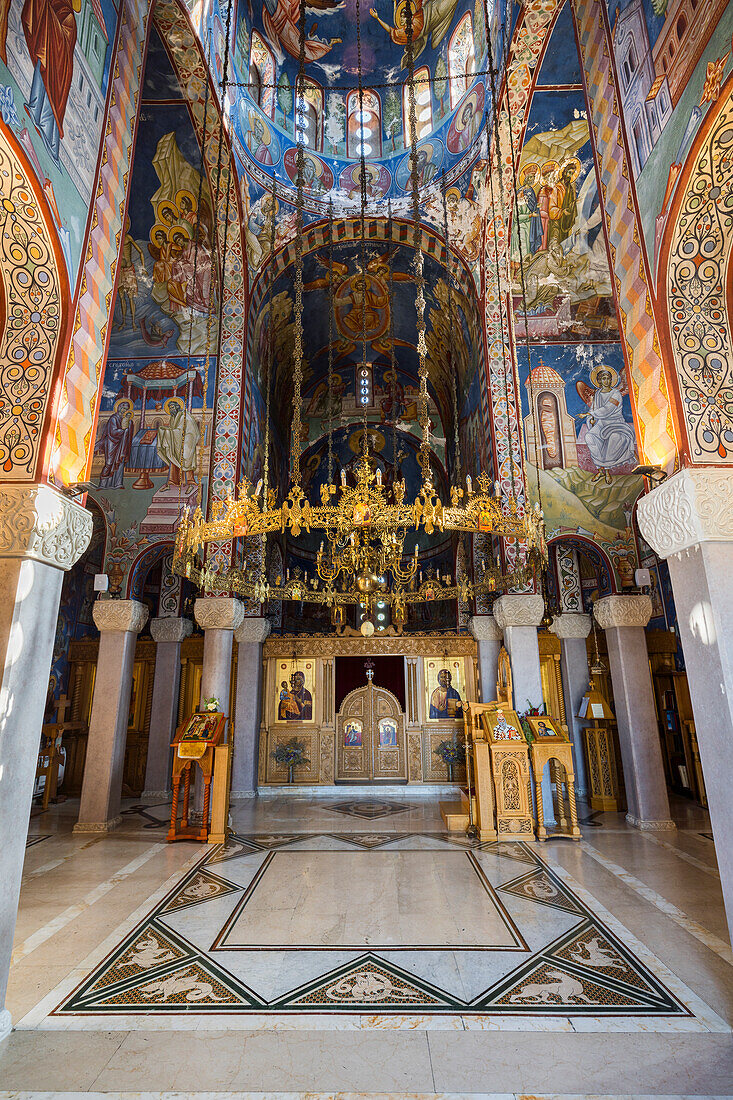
[638,468,733,941]
[593,594,674,831]
[493,594,554,825]
[75,600,149,833]
[0,485,92,1040]
[469,615,502,703]
[550,613,592,797]
[193,598,244,815]
[142,617,193,800]
[231,617,270,798]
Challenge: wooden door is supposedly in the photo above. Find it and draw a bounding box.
[337,683,406,781]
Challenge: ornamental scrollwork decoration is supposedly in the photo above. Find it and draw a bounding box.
[0,129,63,478]
[667,91,733,461]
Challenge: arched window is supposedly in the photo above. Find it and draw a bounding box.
[296,78,324,151]
[346,89,382,159]
[403,66,432,147]
[448,13,475,109]
[249,31,275,118]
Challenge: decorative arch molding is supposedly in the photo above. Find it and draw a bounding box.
[152,0,249,568]
[548,534,616,598]
[0,122,68,480]
[658,72,733,463]
[127,540,174,601]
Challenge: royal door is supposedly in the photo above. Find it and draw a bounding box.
[336,683,406,781]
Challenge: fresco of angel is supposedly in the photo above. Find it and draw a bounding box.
[370,0,461,67]
[262,0,344,62]
[576,365,637,484]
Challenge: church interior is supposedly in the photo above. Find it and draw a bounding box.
[1,0,733,1092]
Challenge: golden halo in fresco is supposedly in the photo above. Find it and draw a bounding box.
[561,156,582,183]
[349,427,386,454]
[150,223,171,242]
[175,189,198,213]
[590,364,619,389]
[518,162,540,185]
[164,396,186,414]
[156,199,179,225]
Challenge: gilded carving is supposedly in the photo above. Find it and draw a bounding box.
[408,731,423,782]
[0,484,92,570]
[319,731,335,783]
[264,633,477,659]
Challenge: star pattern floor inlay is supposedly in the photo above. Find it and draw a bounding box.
[42,831,724,1029]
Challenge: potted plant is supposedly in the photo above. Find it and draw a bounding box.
[434,738,465,782]
[272,737,310,784]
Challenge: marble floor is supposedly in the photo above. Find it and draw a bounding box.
[2,790,733,1095]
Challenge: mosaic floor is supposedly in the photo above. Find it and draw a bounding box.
[30,828,724,1029]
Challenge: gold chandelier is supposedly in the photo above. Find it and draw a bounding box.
[172,0,548,627]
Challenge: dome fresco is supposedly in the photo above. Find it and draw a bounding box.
[203,0,504,216]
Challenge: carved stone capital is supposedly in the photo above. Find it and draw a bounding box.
[194,596,245,632]
[93,599,149,634]
[469,615,502,642]
[0,483,92,571]
[150,617,193,644]
[235,617,271,645]
[594,594,652,630]
[493,594,544,629]
[550,613,592,640]
[637,468,733,559]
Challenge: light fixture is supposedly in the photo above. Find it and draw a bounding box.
[632,464,668,488]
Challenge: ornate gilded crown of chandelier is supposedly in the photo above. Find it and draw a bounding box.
[172,0,547,628]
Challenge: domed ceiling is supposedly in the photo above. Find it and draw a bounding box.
[210,0,502,216]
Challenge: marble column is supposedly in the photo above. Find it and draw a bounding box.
[469,614,502,703]
[0,485,92,1040]
[550,613,592,797]
[593,594,674,831]
[193,598,244,816]
[231,616,270,799]
[638,467,733,941]
[141,617,193,800]
[75,599,149,833]
[493,594,554,825]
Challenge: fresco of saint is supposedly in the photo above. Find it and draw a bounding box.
[577,366,637,484]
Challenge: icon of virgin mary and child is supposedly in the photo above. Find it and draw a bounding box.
[278,670,313,721]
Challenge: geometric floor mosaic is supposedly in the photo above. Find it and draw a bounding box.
[47,831,724,1028]
[324,800,419,819]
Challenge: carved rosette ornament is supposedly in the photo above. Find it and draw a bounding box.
[0,483,93,570]
[593,595,652,631]
[235,617,272,645]
[493,594,545,630]
[194,597,245,632]
[549,613,592,640]
[637,468,733,559]
[92,599,149,634]
[150,617,193,645]
[469,615,503,642]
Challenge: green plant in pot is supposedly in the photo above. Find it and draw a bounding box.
[434,738,465,782]
[272,738,310,784]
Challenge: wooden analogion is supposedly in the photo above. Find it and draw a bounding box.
[168,711,227,843]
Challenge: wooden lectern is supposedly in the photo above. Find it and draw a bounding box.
[168,711,227,842]
[525,716,581,841]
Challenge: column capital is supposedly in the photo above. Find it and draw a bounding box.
[493,594,544,629]
[235,616,271,645]
[469,614,502,642]
[594,594,652,630]
[637,467,733,558]
[0,482,92,571]
[93,599,149,634]
[150,617,193,644]
[550,613,592,640]
[194,596,245,632]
